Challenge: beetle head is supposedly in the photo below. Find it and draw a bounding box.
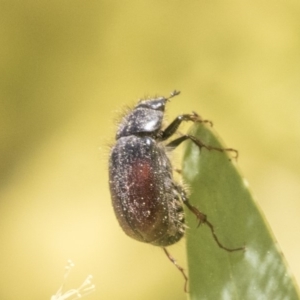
[116,91,180,139]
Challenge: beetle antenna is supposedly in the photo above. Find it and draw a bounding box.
[166,90,181,101]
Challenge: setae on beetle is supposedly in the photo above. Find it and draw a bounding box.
[108,91,243,291]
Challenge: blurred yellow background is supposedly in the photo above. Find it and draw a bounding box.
[1,1,300,299]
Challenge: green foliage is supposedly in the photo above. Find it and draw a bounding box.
[182,124,300,300]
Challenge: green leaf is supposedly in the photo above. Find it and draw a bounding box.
[182,123,300,300]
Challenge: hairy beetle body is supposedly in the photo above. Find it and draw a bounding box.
[109,94,185,246]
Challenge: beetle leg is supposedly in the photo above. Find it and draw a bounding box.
[176,184,244,252]
[166,134,238,159]
[159,112,212,141]
[162,247,189,292]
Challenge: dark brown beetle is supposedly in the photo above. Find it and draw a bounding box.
[108,91,243,291]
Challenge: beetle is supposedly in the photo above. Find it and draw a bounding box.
[108,90,243,291]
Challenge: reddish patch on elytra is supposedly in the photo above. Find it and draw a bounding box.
[126,158,165,238]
